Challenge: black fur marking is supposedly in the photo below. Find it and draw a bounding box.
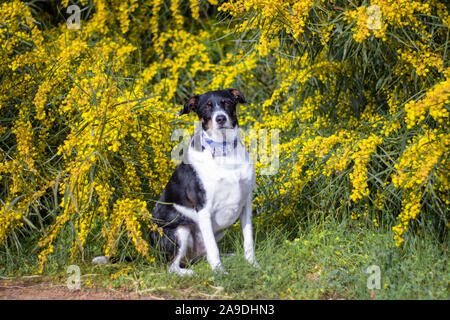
[160,163,206,213]
[150,163,205,255]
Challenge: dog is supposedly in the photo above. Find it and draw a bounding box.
[150,88,258,276]
[93,89,258,276]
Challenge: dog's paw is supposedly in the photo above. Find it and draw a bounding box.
[169,265,196,277]
[212,265,229,275]
[178,268,196,277]
[245,257,260,269]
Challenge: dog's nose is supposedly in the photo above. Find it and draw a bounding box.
[216,115,226,125]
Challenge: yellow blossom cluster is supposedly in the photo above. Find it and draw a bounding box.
[349,134,383,203]
[345,0,432,43]
[391,130,449,244]
[392,190,422,246]
[404,70,450,129]
[219,0,317,43]
[398,48,444,78]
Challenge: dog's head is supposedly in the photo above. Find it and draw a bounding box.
[180,89,248,134]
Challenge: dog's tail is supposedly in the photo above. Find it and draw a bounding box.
[91,255,137,264]
[91,230,177,265]
[91,256,109,264]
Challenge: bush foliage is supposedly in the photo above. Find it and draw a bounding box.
[0,0,448,272]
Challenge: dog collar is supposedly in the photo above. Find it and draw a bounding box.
[201,132,238,158]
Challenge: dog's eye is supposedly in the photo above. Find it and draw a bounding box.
[205,102,212,110]
[222,100,231,107]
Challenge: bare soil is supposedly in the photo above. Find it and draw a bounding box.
[0,279,164,300]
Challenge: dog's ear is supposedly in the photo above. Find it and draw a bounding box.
[227,88,248,104]
[180,95,200,116]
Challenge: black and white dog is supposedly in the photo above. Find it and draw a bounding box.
[93,89,258,276]
[150,88,258,276]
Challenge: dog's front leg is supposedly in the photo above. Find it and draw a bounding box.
[241,195,259,268]
[198,210,226,273]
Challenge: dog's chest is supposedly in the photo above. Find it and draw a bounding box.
[193,153,254,231]
[211,165,253,230]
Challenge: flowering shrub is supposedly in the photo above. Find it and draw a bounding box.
[0,0,448,272]
[220,0,449,246]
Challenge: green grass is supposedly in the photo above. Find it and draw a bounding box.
[1,216,448,299]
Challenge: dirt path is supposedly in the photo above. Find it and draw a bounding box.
[0,279,164,300]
